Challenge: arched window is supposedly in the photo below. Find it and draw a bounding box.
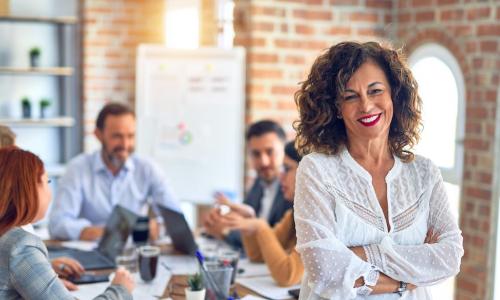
[409,43,465,300]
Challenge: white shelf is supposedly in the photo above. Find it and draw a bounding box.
[0,66,74,76]
[0,116,75,127]
[0,15,78,25]
[46,163,66,177]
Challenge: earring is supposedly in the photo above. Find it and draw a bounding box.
[337,114,342,119]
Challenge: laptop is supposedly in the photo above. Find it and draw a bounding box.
[158,205,198,255]
[48,205,139,270]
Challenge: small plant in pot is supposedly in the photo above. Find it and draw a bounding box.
[29,47,41,68]
[185,273,205,300]
[21,97,31,118]
[39,98,51,118]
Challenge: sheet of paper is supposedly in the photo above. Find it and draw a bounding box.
[241,295,267,300]
[71,266,172,299]
[236,276,299,300]
[159,255,198,275]
[61,240,98,251]
[237,259,270,278]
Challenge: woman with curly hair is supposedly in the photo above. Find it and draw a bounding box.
[293,41,463,299]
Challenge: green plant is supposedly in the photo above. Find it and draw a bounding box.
[29,47,40,57]
[21,97,31,106]
[187,273,203,291]
[40,98,51,108]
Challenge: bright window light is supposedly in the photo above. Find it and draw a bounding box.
[165,0,199,49]
[412,57,459,169]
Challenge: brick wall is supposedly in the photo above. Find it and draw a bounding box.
[233,0,393,136]
[396,2,500,299]
[82,0,164,151]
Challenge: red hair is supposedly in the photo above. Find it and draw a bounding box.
[0,146,44,236]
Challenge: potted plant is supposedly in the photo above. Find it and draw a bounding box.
[185,273,205,300]
[39,98,51,118]
[29,47,41,68]
[21,97,31,118]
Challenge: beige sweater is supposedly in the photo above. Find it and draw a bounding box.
[241,210,304,286]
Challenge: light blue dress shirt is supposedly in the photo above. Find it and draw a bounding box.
[48,150,181,240]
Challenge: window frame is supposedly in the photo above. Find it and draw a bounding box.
[408,43,465,185]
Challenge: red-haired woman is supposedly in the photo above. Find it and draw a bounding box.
[0,146,135,300]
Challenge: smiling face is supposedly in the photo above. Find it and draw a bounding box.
[339,60,393,146]
[95,114,136,169]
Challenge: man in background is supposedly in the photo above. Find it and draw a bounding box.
[49,102,180,240]
[204,120,292,248]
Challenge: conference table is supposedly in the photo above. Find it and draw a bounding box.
[46,238,297,300]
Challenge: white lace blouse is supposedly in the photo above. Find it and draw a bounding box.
[294,148,463,300]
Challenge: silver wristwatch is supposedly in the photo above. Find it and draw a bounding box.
[396,281,407,296]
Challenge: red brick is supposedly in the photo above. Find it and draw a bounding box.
[285,55,306,65]
[293,9,332,21]
[350,12,379,22]
[250,68,283,79]
[464,187,491,201]
[437,0,458,4]
[398,13,411,22]
[480,41,498,52]
[466,7,491,20]
[330,0,359,4]
[251,22,275,32]
[246,84,265,94]
[412,0,433,7]
[295,24,315,35]
[325,26,352,35]
[477,24,500,36]
[271,86,298,96]
[248,53,279,64]
[249,6,286,17]
[277,100,298,111]
[416,11,435,22]
[249,100,273,110]
[366,0,391,9]
[440,9,464,21]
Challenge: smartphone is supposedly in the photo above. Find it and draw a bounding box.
[288,288,300,299]
[69,273,110,284]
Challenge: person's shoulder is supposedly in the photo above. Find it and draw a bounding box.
[0,228,44,257]
[66,151,95,170]
[403,154,441,182]
[299,152,341,169]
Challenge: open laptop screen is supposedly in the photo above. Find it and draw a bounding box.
[158,205,198,255]
[98,205,138,259]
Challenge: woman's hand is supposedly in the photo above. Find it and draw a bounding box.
[60,278,78,291]
[111,267,135,293]
[219,213,267,235]
[214,192,256,218]
[51,257,85,278]
[424,228,439,244]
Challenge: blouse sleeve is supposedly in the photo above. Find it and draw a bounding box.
[255,211,304,286]
[363,163,464,286]
[294,156,378,299]
[9,233,132,300]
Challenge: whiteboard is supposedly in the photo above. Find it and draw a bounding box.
[136,46,246,204]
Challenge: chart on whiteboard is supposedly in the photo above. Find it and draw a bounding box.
[136,46,246,204]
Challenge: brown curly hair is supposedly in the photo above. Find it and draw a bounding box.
[294,41,422,162]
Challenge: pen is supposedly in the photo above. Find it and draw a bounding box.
[161,262,172,272]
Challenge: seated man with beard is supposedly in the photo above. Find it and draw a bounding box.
[49,103,181,241]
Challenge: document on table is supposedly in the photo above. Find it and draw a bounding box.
[159,255,198,275]
[71,267,172,299]
[236,276,299,300]
[237,259,270,278]
[61,240,97,251]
